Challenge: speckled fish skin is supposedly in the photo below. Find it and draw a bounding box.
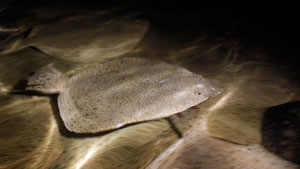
[27,57,221,133]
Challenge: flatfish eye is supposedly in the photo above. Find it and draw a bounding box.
[198,92,202,95]
[197,83,204,87]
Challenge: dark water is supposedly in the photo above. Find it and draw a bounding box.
[0,1,299,169]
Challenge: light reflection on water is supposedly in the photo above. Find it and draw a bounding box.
[0,6,300,169]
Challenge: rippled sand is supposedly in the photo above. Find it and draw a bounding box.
[0,3,300,169]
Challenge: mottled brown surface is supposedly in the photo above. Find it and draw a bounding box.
[27,57,220,133]
[0,3,300,169]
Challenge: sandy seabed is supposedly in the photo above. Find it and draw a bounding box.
[0,2,300,169]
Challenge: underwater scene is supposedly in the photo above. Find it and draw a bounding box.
[0,1,299,169]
